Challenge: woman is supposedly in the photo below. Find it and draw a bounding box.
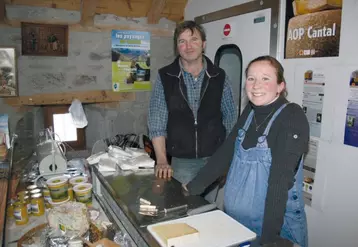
[185,56,309,247]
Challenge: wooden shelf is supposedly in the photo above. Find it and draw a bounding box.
[3,90,136,107]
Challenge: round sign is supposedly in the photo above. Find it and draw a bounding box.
[223,24,231,36]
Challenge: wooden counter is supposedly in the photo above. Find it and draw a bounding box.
[0,161,10,246]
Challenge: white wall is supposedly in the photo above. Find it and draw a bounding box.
[186,0,358,246]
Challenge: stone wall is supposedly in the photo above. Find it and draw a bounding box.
[0,5,176,149]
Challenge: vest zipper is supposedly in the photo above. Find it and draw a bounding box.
[178,77,199,158]
[194,118,198,158]
[195,76,210,158]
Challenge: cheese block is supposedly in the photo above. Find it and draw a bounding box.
[151,223,199,247]
[285,9,341,58]
[295,0,342,16]
[47,201,90,235]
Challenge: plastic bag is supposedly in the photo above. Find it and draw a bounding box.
[69,99,88,128]
[113,231,133,247]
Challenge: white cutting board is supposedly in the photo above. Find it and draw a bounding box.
[147,210,256,247]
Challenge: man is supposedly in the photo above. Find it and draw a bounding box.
[148,20,237,184]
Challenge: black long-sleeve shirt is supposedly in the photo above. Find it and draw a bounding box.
[187,96,309,245]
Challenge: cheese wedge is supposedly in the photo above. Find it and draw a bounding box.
[152,223,199,247]
[295,0,342,15]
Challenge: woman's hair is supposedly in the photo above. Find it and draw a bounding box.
[245,55,288,97]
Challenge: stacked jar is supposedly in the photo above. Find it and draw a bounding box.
[69,176,93,206]
[27,185,45,217]
[13,190,30,225]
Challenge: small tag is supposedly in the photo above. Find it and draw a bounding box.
[254,16,265,24]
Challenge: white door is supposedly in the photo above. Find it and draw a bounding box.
[201,9,272,208]
[202,8,272,112]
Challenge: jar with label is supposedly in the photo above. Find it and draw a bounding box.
[21,196,32,216]
[14,201,29,225]
[31,193,45,216]
[43,188,52,208]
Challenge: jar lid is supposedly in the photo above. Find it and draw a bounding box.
[31,193,43,199]
[17,191,29,195]
[30,189,42,194]
[27,184,38,191]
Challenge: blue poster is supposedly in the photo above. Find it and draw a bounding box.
[344,70,358,147]
[111,30,151,92]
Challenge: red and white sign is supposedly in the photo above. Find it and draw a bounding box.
[223,24,231,36]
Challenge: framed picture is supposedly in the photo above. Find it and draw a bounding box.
[0,47,18,97]
[21,22,68,56]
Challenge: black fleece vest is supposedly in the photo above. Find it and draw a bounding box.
[159,56,226,158]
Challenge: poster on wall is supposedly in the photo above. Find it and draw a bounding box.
[302,138,319,206]
[111,30,151,92]
[344,70,358,147]
[302,69,325,138]
[0,47,18,97]
[285,0,343,59]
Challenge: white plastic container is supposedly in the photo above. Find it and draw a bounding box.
[46,176,69,203]
[49,196,70,208]
[69,176,88,187]
[73,183,93,206]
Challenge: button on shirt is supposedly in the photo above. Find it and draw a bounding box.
[148,60,238,139]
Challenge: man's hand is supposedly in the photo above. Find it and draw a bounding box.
[155,162,173,179]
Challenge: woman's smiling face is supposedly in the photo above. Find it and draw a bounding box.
[245,60,285,106]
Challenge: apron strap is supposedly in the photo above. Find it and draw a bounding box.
[243,110,254,131]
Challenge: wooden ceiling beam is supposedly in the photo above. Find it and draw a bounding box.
[80,0,97,27]
[147,0,166,24]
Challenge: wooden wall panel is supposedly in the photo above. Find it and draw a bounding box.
[4,90,135,107]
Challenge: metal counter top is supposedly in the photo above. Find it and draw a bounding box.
[91,165,210,247]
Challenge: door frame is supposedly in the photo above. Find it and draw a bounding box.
[194,0,280,57]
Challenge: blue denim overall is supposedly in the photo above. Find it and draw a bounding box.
[224,104,308,247]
